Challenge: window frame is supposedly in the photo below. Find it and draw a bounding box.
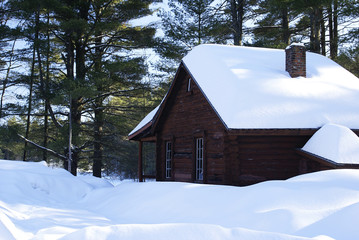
[165,141,172,179]
[187,77,192,92]
[195,137,204,181]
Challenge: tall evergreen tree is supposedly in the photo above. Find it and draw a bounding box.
[0,0,19,119]
[5,0,49,161]
[296,0,352,55]
[156,0,228,75]
[253,0,296,48]
[224,0,258,46]
[48,0,155,176]
[2,0,156,177]
[252,0,346,56]
[336,0,359,74]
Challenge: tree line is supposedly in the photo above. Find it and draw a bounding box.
[157,0,359,73]
[0,0,358,178]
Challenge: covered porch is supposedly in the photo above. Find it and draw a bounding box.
[137,137,156,182]
[128,106,159,182]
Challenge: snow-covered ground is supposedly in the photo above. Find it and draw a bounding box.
[0,160,358,240]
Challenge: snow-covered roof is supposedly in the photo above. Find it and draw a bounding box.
[130,44,359,136]
[183,44,359,129]
[128,105,159,137]
[302,123,359,165]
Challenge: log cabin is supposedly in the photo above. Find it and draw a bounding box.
[129,44,359,186]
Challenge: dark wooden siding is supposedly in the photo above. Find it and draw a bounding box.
[155,66,227,184]
[224,135,312,186]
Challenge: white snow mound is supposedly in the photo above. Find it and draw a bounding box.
[302,123,359,164]
[1,160,359,240]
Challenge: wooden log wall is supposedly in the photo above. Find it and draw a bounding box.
[155,66,227,184]
[224,135,312,186]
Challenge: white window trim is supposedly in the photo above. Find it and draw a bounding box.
[187,78,192,92]
[165,141,172,179]
[196,138,203,181]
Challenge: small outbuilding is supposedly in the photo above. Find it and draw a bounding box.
[129,44,359,186]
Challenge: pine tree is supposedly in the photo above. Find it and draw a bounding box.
[335,0,359,74]
[2,0,156,177]
[48,0,156,176]
[156,0,228,75]
[252,0,346,56]
[224,0,258,46]
[4,0,46,161]
[252,0,296,48]
[0,0,19,119]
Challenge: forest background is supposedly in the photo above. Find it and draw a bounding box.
[0,0,358,179]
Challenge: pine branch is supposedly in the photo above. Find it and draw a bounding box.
[17,134,67,160]
[80,88,143,106]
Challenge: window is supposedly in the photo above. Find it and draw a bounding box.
[187,78,192,92]
[196,138,203,181]
[165,141,172,178]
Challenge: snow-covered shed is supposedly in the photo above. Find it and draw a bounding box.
[129,44,359,186]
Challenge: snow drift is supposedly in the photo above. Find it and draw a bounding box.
[302,123,359,164]
[0,159,358,240]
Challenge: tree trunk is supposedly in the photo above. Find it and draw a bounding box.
[62,1,90,175]
[69,97,82,176]
[0,38,16,119]
[230,0,244,46]
[332,0,338,59]
[93,97,103,177]
[320,7,326,56]
[328,0,338,59]
[43,12,51,162]
[62,30,75,173]
[23,54,35,161]
[281,6,290,45]
[197,0,202,45]
[68,41,86,176]
[43,100,49,161]
[23,10,40,161]
[328,3,334,57]
[34,12,48,162]
[93,31,104,178]
[309,7,321,53]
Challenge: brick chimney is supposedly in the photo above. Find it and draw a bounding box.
[285,44,306,78]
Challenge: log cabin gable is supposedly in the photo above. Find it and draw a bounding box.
[151,62,228,135]
[149,62,228,183]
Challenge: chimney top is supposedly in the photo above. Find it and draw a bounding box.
[285,44,306,78]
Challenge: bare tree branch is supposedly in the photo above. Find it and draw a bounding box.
[18,134,67,160]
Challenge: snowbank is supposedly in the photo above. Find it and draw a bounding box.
[302,123,359,164]
[0,160,359,240]
[60,223,321,240]
[0,160,93,204]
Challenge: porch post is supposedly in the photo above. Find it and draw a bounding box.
[138,141,143,182]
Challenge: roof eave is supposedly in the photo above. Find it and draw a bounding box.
[296,149,359,169]
[128,121,153,141]
[227,128,359,136]
[227,128,317,136]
